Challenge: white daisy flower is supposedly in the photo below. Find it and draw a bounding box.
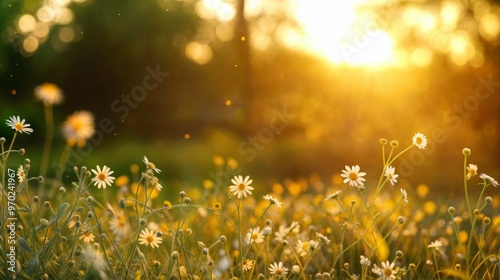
[412,133,427,149]
[384,166,399,186]
[91,165,116,189]
[341,165,366,187]
[6,116,33,135]
[228,175,254,198]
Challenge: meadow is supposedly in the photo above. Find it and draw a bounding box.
[1,86,499,280]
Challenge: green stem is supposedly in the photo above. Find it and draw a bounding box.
[40,105,54,185]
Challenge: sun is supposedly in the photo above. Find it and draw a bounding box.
[287,0,396,67]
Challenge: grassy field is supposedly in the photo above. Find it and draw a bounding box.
[1,108,499,279]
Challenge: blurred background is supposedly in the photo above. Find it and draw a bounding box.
[1,0,499,196]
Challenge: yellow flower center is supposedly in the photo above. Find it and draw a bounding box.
[349,172,358,180]
[238,183,246,190]
[252,233,259,240]
[384,268,393,276]
[72,119,84,132]
[274,268,283,275]
[15,123,23,131]
[416,137,422,144]
[146,235,154,243]
[302,241,310,251]
[98,173,106,181]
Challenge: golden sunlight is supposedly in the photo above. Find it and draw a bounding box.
[286,0,396,67]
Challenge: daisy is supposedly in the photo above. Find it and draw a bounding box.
[296,239,312,257]
[341,165,366,187]
[138,228,163,249]
[6,116,33,135]
[245,227,265,245]
[428,240,443,250]
[372,261,397,280]
[274,221,300,242]
[263,194,282,207]
[91,165,116,189]
[143,156,161,173]
[269,262,288,277]
[228,175,254,198]
[400,188,408,203]
[109,214,130,241]
[325,190,342,201]
[384,166,399,186]
[412,133,427,149]
[479,173,499,187]
[62,111,95,147]
[17,165,26,183]
[80,230,95,244]
[34,83,63,105]
[242,259,254,271]
[360,255,371,266]
[466,164,478,180]
[68,214,80,229]
[315,232,331,244]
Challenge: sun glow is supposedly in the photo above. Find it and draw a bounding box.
[288,0,396,67]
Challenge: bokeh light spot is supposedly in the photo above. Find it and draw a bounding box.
[18,14,37,34]
[22,36,39,54]
[185,42,213,65]
[59,26,75,43]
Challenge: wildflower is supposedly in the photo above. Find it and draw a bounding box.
[17,165,26,183]
[360,255,371,266]
[109,214,130,241]
[245,227,265,244]
[263,194,282,207]
[138,228,163,249]
[341,165,366,187]
[143,156,161,173]
[34,83,63,105]
[412,133,427,149]
[479,173,499,187]
[115,175,129,187]
[80,230,96,244]
[372,261,397,280]
[325,190,342,200]
[82,245,108,279]
[90,165,116,189]
[242,259,254,271]
[229,175,254,198]
[269,262,289,277]
[428,240,443,250]
[315,232,331,244]
[6,116,33,135]
[178,266,187,278]
[150,176,163,191]
[62,111,95,147]
[384,166,399,186]
[296,239,312,257]
[466,164,478,180]
[291,265,300,274]
[213,203,221,211]
[400,188,408,203]
[274,221,300,242]
[68,215,80,229]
